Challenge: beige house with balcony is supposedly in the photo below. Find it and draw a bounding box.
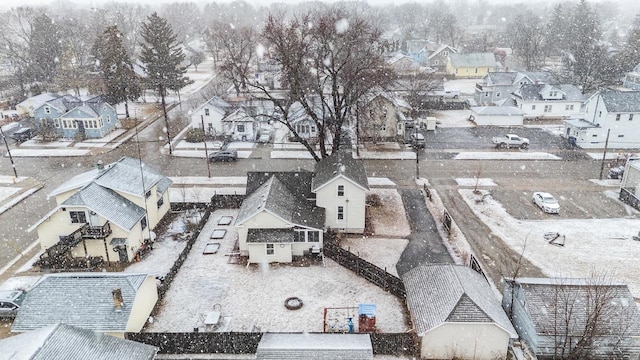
[29,157,172,264]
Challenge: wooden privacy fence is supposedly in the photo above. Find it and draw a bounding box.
[127,332,416,356]
[323,241,406,299]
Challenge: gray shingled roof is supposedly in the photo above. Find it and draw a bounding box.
[62,182,146,231]
[247,228,294,243]
[511,278,640,337]
[246,171,315,200]
[236,176,325,229]
[95,157,168,196]
[0,323,157,360]
[600,90,640,112]
[449,53,498,68]
[402,264,516,337]
[516,84,585,101]
[256,333,373,360]
[486,72,518,85]
[312,150,369,192]
[471,106,523,116]
[12,273,151,333]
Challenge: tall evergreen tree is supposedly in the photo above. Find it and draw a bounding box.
[140,12,189,154]
[94,25,141,118]
[28,13,61,87]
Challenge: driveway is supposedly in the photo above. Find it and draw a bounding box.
[396,189,452,277]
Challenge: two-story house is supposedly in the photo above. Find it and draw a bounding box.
[28,157,172,264]
[33,94,118,140]
[190,96,233,136]
[356,91,412,142]
[427,44,457,72]
[564,90,640,149]
[623,62,640,90]
[446,53,500,78]
[503,277,640,359]
[512,84,585,120]
[473,71,554,106]
[234,150,369,264]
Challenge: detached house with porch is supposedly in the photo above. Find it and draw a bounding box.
[564,90,640,149]
[33,94,118,139]
[234,150,369,264]
[512,83,585,120]
[29,157,172,264]
[446,53,500,78]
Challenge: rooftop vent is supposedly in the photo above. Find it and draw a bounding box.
[112,288,124,312]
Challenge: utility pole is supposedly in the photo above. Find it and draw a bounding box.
[599,129,611,180]
[414,124,420,180]
[0,126,18,178]
[201,115,211,178]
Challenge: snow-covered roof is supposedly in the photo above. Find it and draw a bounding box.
[471,106,523,116]
[449,52,498,68]
[256,333,373,360]
[599,90,640,113]
[312,150,369,192]
[0,323,157,359]
[94,157,167,197]
[12,273,152,333]
[403,264,517,337]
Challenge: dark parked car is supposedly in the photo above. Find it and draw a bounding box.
[10,127,33,142]
[209,150,238,162]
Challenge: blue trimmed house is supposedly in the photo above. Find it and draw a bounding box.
[32,94,118,139]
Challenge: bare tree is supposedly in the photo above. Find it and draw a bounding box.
[208,21,257,97]
[248,7,395,161]
[507,13,545,71]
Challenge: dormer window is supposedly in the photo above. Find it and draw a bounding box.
[337,185,344,197]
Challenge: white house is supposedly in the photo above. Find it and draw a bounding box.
[190,96,232,136]
[222,107,258,141]
[469,105,524,126]
[15,93,59,117]
[403,264,517,360]
[28,157,172,264]
[234,150,369,264]
[623,62,640,90]
[11,273,158,338]
[474,71,554,106]
[564,90,640,149]
[288,101,319,140]
[513,84,585,120]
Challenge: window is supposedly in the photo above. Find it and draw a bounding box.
[141,216,147,230]
[566,105,574,111]
[549,91,557,97]
[308,231,320,242]
[442,51,449,56]
[237,124,245,133]
[544,105,552,113]
[44,106,50,114]
[337,185,344,197]
[69,211,87,224]
[484,92,489,97]
[266,243,274,255]
[434,60,439,65]
[618,134,625,138]
[310,126,316,134]
[204,108,210,116]
[532,105,536,110]
[630,114,634,121]
[592,134,598,137]
[54,119,60,128]
[157,196,164,208]
[598,111,602,117]
[474,68,478,74]
[379,124,386,131]
[616,114,621,121]
[337,206,344,220]
[106,115,110,124]
[145,190,151,198]
[496,92,501,97]
[293,231,305,242]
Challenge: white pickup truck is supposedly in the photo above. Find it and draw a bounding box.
[492,134,529,149]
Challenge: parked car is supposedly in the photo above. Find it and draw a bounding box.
[492,134,529,149]
[532,192,560,214]
[0,290,26,319]
[410,133,426,149]
[608,166,625,179]
[209,150,238,162]
[258,129,272,143]
[10,127,32,142]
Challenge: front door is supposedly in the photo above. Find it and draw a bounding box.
[117,246,128,262]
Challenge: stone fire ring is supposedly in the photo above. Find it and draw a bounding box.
[284,296,303,310]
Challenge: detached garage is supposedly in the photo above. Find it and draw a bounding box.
[469,106,524,126]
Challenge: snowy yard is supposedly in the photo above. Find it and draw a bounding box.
[366,189,411,238]
[459,188,640,299]
[148,209,409,334]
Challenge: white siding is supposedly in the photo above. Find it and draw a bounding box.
[315,177,366,233]
[126,275,158,332]
[421,323,511,359]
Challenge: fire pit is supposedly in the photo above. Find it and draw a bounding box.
[284,297,303,310]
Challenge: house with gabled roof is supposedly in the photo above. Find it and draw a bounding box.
[513,83,585,120]
[235,150,369,263]
[28,157,172,264]
[623,62,640,90]
[32,94,118,140]
[356,90,412,142]
[564,90,640,149]
[473,71,554,106]
[427,44,457,72]
[503,277,640,359]
[221,107,258,141]
[0,323,158,359]
[189,96,232,137]
[446,52,500,78]
[402,264,516,359]
[11,273,158,338]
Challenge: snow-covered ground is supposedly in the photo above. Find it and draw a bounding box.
[459,188,640,299]
[454,152,561,160]
[366,189,411,238]
[148,209,409,333]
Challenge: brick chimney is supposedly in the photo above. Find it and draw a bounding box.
[112,288,124,312]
